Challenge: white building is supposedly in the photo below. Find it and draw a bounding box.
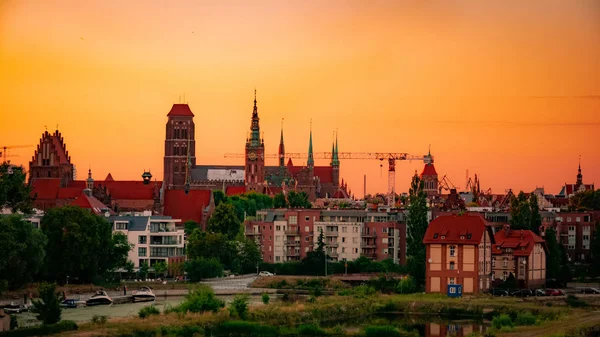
[108,215,184,269]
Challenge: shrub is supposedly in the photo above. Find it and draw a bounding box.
[313,286,323,297]
[229,294,250,319]
[515,312,537,326]
[211,321,278,337]
[491,314,514,329]
[262,293,270,304]
[297,324,326,336]
[91,315,107,324]
[177,284,225,313]
[31,282,61,325]
[364,325,402,337]
[0,320,78,337]
[138,305,160,319]
[395,276,417,294]
[565,295,589,308]
[185,257,224,282]
[9,315,18,330]
[307,295,317,303]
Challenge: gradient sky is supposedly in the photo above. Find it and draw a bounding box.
[1,0,599,197]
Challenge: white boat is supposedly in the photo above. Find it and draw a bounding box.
[60,299,86,308]
[2,302,31,314]
[86,291,113,306]
[132,286,156,302]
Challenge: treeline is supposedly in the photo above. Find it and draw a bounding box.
[258,256,406,276]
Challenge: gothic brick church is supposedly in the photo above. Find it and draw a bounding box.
[163,93,349,201]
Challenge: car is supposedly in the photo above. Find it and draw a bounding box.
[534,289,547,296]
[580,287,600,294]
[545,288,565,296]
[259,271,274,277]
[486,288,509,297]
[510,289,533,297]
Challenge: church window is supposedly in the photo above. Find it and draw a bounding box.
[182,129,187,139]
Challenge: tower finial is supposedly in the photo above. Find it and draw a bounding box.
[428,144,431,155]
[254,87,257,106]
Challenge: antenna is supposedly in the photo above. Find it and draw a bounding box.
[183,92,186,103]
[56,124,59,131]
[45,125,47,131]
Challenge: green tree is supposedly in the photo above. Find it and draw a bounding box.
[0,215,47,292]
[591,224,600,276]
[32,282,61,325]
[0,163,35,213]
[545,227,561,280]
[232,238,262,274]
[510,191,531,230]
[569,190,600,211]
[184,220,200,236]
[124,260,135,276]
[185,257,224,281]
[186,229,234,269]
[228,294,250,319]
[213,190,228,207]
[153,261,168,277]
[208,203,241,240]
[41,206,131,283]
[139,261,149,280]
[528,194,542,235]
[287,191,311,208]
[406,174,428,288]
[302,229,326,275]
[273,192,288,208]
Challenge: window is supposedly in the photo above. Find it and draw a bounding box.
[138,247,147,257]
[503,271,508,280]
[491,271,495,280]
[342,237,346,243]
[449,261,455,270]
[342,247,346,253]
[353,248,358,254]
[492,259,496,268]
[433,233,438,239]
[276,225,281,231]
[567,217,572,222]
[269,236,272,241]
[305,237,309,242]
[139,236,147,244]
[449,277,455,285]
[305,226,309,232]
[289,216,297,224]
[449,246,456,257]
[276,236,280,242]
[382,238,388,244]
[276,256,280,262]
[382,228,388,233]
[503,257,508,267]
[115,222,128,230]
[466,234,472,239]
[342,227,348,233]
[305,216,310,221]
[353,237,358,243]
[576,217,580,222]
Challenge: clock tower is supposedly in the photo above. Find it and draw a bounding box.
[245,90,265,192]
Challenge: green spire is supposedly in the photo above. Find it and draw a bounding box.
[333,132,339,166]
[307,121,314,167]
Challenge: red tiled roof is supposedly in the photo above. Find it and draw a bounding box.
[226,186,246,196]
[564,184,594,196]
[167,104,195,117]
[50,136,69,164]
[163,189,211,223]
[423,213,493,245]
[105,173,114,181]
[70,191,112,215]
[57,187,83,199]
[332,190,346,199]
[493,229,545,256]
[314,166,333,183]
[67,180,161,200]
[420,163,438,177]
[30,179,61,199]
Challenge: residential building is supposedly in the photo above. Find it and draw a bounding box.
[108,215,184,269]
[423,213,495,294]
[245,209,406,264]
[492,227,547,288]
[551,211,596,262]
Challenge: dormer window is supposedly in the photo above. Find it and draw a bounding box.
[460,236,465,240]
[466,234,472,239]
[441,236,446,239]
[521,247,525,250]
[433,233,439,239]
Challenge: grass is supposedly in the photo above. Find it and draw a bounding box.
[251,276,350,290]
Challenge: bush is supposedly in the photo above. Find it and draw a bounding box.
[9,315,17,330]
[138,305,160,319]
[297,324,326,336]
[395,276,417,294]
[338,285,376,298]
[211,321,278,337]
[307,295,317,303]
[91,315,107,324]
[364,325,402,337]
[0,320,77,337]
[185,257,224,282]
[565,295,589,308]
[31,282,61,325]
[313,286,323,297]
[262,293,270,304]
[515,312,537,326]
[229,294,250,319]
[177,284,225,313]
[491,314,514,329]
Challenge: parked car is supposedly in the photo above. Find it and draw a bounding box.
[486,288,509,297]
[545,288,565,296]
[580,287,600,294]
[259,271,274,277]
[510,289,533,297]
[534,289,546,296]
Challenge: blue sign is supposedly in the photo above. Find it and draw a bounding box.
[447,284,463,298]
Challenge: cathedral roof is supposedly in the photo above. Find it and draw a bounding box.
[163,189,211,224]
[420,163,438,177]
[167,104,195,117]
[226,186,246,196]
[105,173,114,181]
[70,191,113,215]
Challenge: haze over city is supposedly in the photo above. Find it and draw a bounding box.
[1,0,599,196]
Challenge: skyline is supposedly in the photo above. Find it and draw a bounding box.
[1,0,599,196]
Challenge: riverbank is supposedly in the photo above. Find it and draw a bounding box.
[44,292,597,337]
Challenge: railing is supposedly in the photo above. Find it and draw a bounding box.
[327,242,339,248]
[325,230,338,237]
[285,241,301,246]
[362,244,376,248]
[284,229,299,235]
[246,231,261,236]
[286,251,300,257]
[361,232,376,238]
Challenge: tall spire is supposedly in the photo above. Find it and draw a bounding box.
[577,155,583,185]
[278,118,285,167]
[249,89,261,147]
[333,131,340,166]
[307,120,314,168]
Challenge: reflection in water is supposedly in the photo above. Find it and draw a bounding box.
[426,322,487,337]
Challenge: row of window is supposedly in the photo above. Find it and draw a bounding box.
[172,128,189,139]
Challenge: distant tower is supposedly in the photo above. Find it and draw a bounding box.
[164,103,196,190]
[278,120,285,168]
[86,168,94,190]
[245,89,265,192]
[307,123,314,168]
[576,161,583,187]
[332,132,340,188]
[420,148,438,197]
[29,129,74,187]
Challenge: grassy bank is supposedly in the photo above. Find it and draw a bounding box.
[250,276,350,291]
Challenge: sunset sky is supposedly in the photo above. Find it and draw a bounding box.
[1,0,599,196]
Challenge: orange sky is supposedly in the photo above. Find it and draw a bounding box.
[1,0,599,197]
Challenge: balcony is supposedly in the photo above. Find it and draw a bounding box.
[286,251,300,257]
[325,230,338,237]
[327,251,339,258]
[246,230,261,236]
[326,242,339,248]
[285,229,300,235]
[361,232,376,238]
[285,241,301,246]
[363,243,376,248]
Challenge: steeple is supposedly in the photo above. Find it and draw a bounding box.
[576,157,583,186]
[278,119,285,167]
[307,120,314,168]
[249,89,261,147]
[332,131,340,167]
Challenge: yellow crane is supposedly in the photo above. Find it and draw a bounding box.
[1,145,34,164]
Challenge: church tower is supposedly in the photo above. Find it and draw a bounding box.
[245,90,265,192]
[29,129,74,187]
[332,132,340,188]
[164,103,196,190]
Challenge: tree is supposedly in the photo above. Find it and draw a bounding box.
[32,282,61,325]
[528,194,542,235]
[232,238,262,274]
[184,220,200,236]
[406,174,428,288]
[0,215,47,292]
[153,261,168,277]
[186,229,234,269]
[124,260,135,275]
[510,191,531,230]
[208,203,241,240]
[591,225,600,276]
[41,206,131,283]
[302,229,326,275]
[139,261,149,280]
[570,190,600,211]
[213,190,228,207]
[185,257,224,282]
[287,191,311,208]
[545,227,561,280]
[273,192,288,208]
[0,163,35,213]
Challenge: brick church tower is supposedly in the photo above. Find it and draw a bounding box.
[164,104,196,190]
[29,129,74,187]
[245,90,265,192]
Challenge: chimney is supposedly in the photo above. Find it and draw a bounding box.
[520,229,524,240]
[83,188,92,197]
[504,224,510,235]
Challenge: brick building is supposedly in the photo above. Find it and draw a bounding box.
[492,227,547,288]
[423,213,495,294]
[245,209,406,264]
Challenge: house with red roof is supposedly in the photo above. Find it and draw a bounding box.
[162,189,213,228]
[492,227,547,288]
[558,163,595,198]
[423,213,495,294]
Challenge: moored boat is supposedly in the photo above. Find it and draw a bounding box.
[132,286,156,302]
[86,290,113,306]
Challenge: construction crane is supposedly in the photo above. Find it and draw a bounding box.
[224,152,429,205]
[438,174,458,194]
[0,145,34,164]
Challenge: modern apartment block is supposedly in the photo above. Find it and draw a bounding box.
[245,208,406,264]
[108,215,184,269]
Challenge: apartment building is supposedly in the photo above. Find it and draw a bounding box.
[245,208,406,264]
[108,215,184,269]
[423,213,495,294]
[492,227,547,288]
[552,211,597,262]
